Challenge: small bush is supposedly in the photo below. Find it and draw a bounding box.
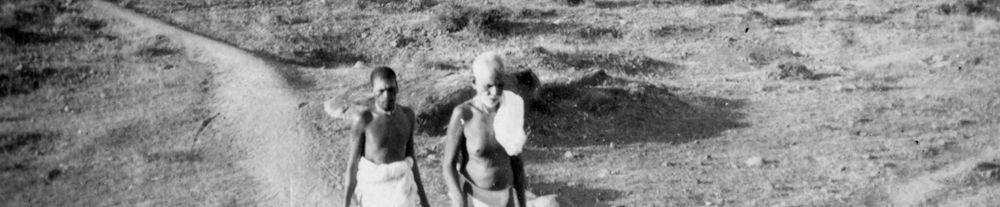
[429,4,514,37]
[430,3,472,33]
[550,0,585,6]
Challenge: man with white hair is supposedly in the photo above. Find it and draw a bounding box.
[442,52,528,207]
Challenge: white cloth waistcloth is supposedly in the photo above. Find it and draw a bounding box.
[355,157,416,207]
[494,91,527,156]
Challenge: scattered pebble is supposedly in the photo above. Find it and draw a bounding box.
[745,156,765,167]
[566,181,577,187]
[597,169,611,178]
[609,143,615,149]
[354,61,365,68]
[563,151,575,159]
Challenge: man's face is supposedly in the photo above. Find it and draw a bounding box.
[473,70,504,106]
[371,77,398,112]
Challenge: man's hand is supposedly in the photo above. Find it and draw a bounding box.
[448,190,466,207]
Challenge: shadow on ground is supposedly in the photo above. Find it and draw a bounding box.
[525,71,747,148]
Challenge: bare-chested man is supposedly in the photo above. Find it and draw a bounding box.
[443,52,527,207]
[344,67,430,207]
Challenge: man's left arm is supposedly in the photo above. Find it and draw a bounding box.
[406,109,431,207]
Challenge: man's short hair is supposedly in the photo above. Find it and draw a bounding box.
[369,66,397,86]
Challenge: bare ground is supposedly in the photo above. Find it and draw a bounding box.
[3,0,1000,207]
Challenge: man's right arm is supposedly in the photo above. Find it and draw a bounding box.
[442,106,468,207]
[343,112,368,207]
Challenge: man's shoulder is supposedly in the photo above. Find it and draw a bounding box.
[452,101,475,114]
[351,108,374,124]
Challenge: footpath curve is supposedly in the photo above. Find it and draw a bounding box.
[88,1,339,206]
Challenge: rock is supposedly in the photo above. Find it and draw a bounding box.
[597,169,611,178]
[426,154,438,161]
[566,181,577,187]
[745,157,765,167]
[767,63,814,80]
[833,84,858,92]
[354,61,365,68]
[609,143,615,149]
[563,151,575,159]
[528,194,561,207]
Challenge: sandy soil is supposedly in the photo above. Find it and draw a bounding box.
[3,0,1000,206]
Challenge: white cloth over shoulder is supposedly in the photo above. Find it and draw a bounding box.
[494,91,527,156]
[355,157,417,207]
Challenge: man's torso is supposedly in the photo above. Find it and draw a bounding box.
[363,105,413,164]
[460,102,514,191]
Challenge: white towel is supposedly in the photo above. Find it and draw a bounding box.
[494,91,527,156]
[355,157,416,207]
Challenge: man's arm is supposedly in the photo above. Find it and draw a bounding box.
[511,155,527,207]
[405,108,431,207]
[442,106,468,207]
[343,112,368,207]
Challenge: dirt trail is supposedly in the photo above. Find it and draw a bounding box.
[890,146,1000,207]
[88,1,337,206]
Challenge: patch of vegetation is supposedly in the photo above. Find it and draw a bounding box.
[1,65,99,98]
[353,0,437,12]
[842,15,890,24]
[550,0,586,6]
[145,150,205,163]
[533,49,677,76]
[767,63,814,80]
[133,35,181,57]
[650,24,703,37]
[574,26,622,39]
[517,8,558,19]
[429,3,515,37]
[938,0,1000,20]
[0,132,56,155]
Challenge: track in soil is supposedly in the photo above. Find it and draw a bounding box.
[88,1,339,206]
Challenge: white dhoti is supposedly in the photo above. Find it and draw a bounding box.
[495,91,528,156]
[355,157,417,207]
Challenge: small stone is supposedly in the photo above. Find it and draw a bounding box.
[597,169,611,178]
[609,143,615,149]
[563,151,575,159]
[619,20,628,25]
[745,157,765,167]
[354,61,365,68]
[566,181,577,187]
[834,84,858,92]
[62,106,70,112]
[426,154,438,161]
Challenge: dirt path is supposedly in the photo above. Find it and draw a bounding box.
[890,146,1000,207]
[87,1,338,206]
